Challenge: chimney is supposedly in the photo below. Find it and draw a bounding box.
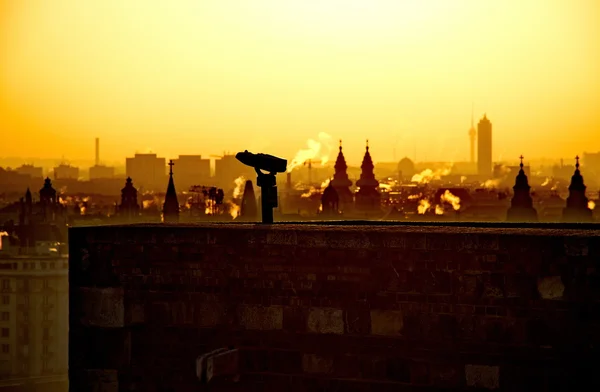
[95,138,100,166]
[286,172,291,191]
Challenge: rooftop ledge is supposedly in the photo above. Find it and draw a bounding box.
[69,220,600,238]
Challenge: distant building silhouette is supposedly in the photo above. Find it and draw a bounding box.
[355,140,380,212]
[562,156,593,222]
[53,164,79,180]
[469,109,476,163]
[506,156,538,222]
[214,154,255,189]
[162,160,179,223]
[39,178,58,222]
[15,164,43,179]
[397,157,415,181]
[239,180,258,220]
[173,155,211,190]
[126,153,166,191]
[89,165,115,180]
[119,177,140,220]
[330,140,353,208]
[321,180,339,216]
[477,114,492,178]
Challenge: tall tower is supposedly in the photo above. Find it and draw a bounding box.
[468,106,476,163]
[162,160,180,223]
[95,138,100,166]
[477,114,492,178]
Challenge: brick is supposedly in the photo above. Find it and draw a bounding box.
[77,287,125,328]
[325,232,370,249]
[302,354,333,374]
[370,310,403,336]
[537,276,564,300]
[430,363,462,386]
[386,358,410,382]
[564,238,589,256]
[307,308,344,334]
[458,274,481,296]
[207,349,240,382]
[483,274,505,298]
[266,230,297,245]
[75,369,118,392]
[465,364,500,389]
[238,305,283,330]
[283,306,308,333]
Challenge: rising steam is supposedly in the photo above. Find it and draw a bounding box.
[417,199,431,214]
[411,166,452,184]
[287,132,334,173]
[441,190,461,211]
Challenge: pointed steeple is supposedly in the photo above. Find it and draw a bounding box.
[163,160,179,223]
[330,139,353,206]
[119,177,140,219]
[562,156,592,222]
[355,140,380,212]
[39,178,57,205]
[356,140,378,188]
[321,179,339,216]
[506,155,537,222]
[239,180,258,221]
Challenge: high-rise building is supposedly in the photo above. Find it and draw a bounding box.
[172,155,211,190]
[0,256,68,389]
[125,154,166,192]
[214,155,255,190]
[53,164,79,180]
[477,114,492,178]
[15,165,43,179]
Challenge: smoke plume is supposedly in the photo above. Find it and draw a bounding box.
[287,132,334,173]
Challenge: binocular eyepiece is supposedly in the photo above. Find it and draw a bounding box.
[235,150,287,174]
[236,150,287,224]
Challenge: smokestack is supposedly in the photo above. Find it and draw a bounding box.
[286,172,291,191]
[95,138,100,166]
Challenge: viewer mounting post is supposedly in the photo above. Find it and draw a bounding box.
[235,150,287,224]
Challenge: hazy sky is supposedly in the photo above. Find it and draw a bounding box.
[1,0,598,166]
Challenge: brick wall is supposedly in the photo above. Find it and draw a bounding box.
[68,223,600,391]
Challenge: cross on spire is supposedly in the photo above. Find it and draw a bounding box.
[339,139,342,151]
[519,155,524,168]
[168,159,175,175]
[575,155,580,169]
[366,139,369,150]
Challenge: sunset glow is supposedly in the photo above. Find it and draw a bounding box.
[1,0,599,164]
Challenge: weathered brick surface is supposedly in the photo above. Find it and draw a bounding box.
[69,223,600,391]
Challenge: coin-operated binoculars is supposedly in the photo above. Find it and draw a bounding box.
[235,150,287,224]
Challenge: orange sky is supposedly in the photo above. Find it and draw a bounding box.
[1,0,599,166]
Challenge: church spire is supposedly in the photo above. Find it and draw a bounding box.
[163,160,179,223]
[355,140,380,212]
[562,155,592,222]
[239,180,258,221]
[330,139,353,207]
[506,155,537,222]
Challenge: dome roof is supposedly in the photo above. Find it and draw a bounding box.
[397,157,415,173]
